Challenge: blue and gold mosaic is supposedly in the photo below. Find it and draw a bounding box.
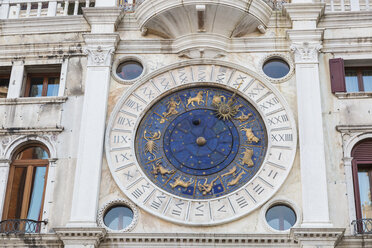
[135,86,268,199]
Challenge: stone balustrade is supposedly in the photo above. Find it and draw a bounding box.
[0,0,95,19]
[320,0,370,11]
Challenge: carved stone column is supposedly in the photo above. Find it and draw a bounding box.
[288,30,333,228]
[285,2,333,230]
[67,34,119,227]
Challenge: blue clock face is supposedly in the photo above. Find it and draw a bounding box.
[135,86,268,199]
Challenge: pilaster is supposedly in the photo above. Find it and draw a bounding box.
[284,2,332,229]
[68,34,119,228]
[7,60,25,98]
[67,6,122,229]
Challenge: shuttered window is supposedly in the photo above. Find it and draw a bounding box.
[329,58,346,93]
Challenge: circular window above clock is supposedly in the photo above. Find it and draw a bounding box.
[105,61,297,226]
[263,59,290,79]
[116,61,143,81]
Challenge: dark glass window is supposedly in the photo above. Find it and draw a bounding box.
[2,145,49,223]
[0,76,10,98]
[103,205,134,230]
[263,59,290,79]
[116,61,143,81]
[25,74,60,97]
[265,204,296,231]
[345,68,372,92]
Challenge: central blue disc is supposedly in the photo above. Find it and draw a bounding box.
[163,109,240,176]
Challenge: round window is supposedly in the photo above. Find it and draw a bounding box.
[116,61,143,81]
[262,58,290,79]
[103,205,134,231]
[265,204,296,231]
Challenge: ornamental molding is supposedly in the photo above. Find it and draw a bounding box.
[84,46,115,67]
[258,53,294,84]
[97,198,139,233]
[290,42,322,64]
[290,228,345,247]
[54,227,107,247]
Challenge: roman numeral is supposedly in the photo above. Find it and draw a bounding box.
[178,68,188,84]
[216,67,227,84]
[132,184,150,199]
[195,204,204,216]
[247,84,264,98]
[159,77,170,90]
[268,169,278,180]
[236,196,248,208]
[259,97,279,110]
[172,201,184,216]
[150,195,166,210]
[232,75,247,87]
[115,153,130,162]
[198,66,206,82]
[268,114,288,125]
[124,171,133,180]
[217,205,227,212]
[253,184,264,195]
[271,133,293,142]
[117,116,134,127]
[113,135,129,144]
[125,99,142,112]
[141,87,155,99]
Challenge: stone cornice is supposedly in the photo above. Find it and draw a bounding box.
[286,29,324,43]
[0,127,64,135]
[116,36,290,54]
[290,228,345,247]
[82,7,124,33]
[336,124,372,133]
[283,3,325,24]
[0,96,68,105]
[54,227,107,247]
[0,15,90,36]
[102,233,295,247]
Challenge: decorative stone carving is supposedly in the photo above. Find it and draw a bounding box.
[84,46,115,67]
[290,42,322,63]
[178,48,226,59]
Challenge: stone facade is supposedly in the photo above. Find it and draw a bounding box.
[0,0,371,247]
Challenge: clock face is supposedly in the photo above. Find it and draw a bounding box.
[106,62,296,225]
[135,86,268,200]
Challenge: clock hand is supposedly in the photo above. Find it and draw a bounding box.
[214,80,244,121]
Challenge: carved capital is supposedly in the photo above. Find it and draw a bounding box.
[84,46,115,67]
[290,42,322,63]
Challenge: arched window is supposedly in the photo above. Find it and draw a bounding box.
[2,144,49,223]
[352,139,372,226]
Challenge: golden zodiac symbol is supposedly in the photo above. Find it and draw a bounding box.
[241,127,260,143]
[144,130,161,160]
[198,177,218,196]
[170,177,194,189]
[234,111,252,122]
[151,160,175,178]
[241,148,254,167]
[221,166,237,178]
[211,95,226,107]
[213,80,245,121]
[227,171,246,186]
[186,91,204,107]
[160,98,180,124]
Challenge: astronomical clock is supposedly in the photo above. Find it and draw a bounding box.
[105,61,297,226]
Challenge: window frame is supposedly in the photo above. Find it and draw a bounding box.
[0,74,10,98]
[1,144,50,222]
[352,160,372,221]
[345,66,372,92]
[24,73,60,97]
